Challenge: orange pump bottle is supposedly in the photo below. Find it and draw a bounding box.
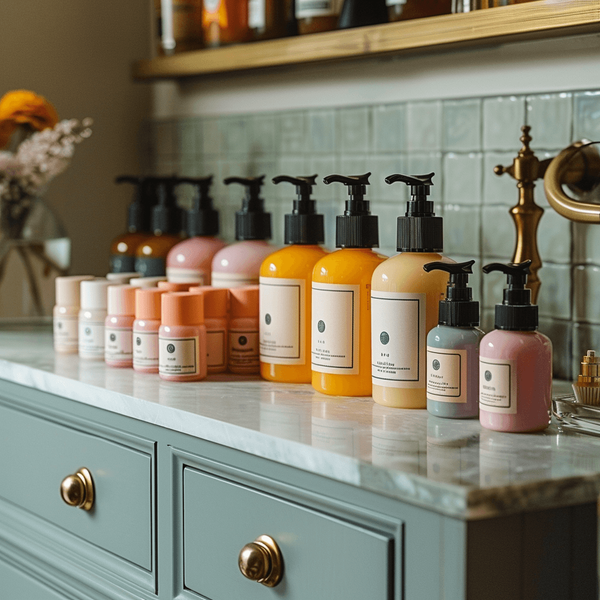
[260,175,328,383]
[371,173,451,409]
[135,177,183,277]
[311,173,386,397]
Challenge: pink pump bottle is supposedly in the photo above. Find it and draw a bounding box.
[479,260,552,433]
[166,176,227,285]
[211,176,274,288]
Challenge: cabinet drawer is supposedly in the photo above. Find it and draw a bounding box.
[0,404,153,570]
[183,467,393,600]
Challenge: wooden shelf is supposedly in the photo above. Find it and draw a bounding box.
[133,1,600,80]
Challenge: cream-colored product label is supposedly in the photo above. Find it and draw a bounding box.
[311,283,360,375]
[371,291,425,388]
[479,356,518,415]
[296,0,342,18]
[207,329,226,368]
[165,267,205,285]
[249,0,265,28]
[229,329,259,369]
[260,277,304,365]
[427,347,467,403]
[105,328,133,360]
[78,321,105,356]
[133,331,159,368]
[211,272,258,289]
[159,336,199,375]
[54,316,78,348]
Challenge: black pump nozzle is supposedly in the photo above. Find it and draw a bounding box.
[482,260,537,331]
[224,175,271,241]
[149,176,180,235]
[273,175,324,245]
[423,260,479,327]
[178,176,219,237]
[387,172,442,252]
[324,172,378,249]
[115,175,152,233]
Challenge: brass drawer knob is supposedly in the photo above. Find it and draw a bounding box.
[60,467,94,511]
[238,534,283,587]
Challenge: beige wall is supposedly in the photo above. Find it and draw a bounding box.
[0,0,152,315]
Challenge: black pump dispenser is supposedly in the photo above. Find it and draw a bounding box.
[224,175,272,241]
[179,176,219,237]
[273,174,325,245]
[150,177,181,235]
[423,260,480,327]
[482,260,538,331]
[387,172,443,253]
[115,175,152,233]
[324,172,378,248]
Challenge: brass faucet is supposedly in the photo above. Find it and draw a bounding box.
[494,126,600,304]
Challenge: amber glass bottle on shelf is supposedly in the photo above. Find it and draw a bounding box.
[203,0,251,47]
[296,0,343,35]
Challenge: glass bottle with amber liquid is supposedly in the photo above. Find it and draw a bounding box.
[203,0,251,47]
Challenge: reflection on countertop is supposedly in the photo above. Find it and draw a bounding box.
[0,327,599,520]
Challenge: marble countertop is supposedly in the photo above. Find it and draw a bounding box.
[0,325,599,520]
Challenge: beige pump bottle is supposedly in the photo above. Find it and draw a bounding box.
[371,173,451,409]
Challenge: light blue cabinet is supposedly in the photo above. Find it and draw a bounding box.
[0,352,597,599]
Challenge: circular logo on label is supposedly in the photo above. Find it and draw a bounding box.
[265,313,271,325]
[167,344,176,354]
[318,320,325,333]
[432,359,441,371]
[85,327,91,336]
[136,337,141,346]
[485,370,492,382]
[380,331,389,345]
[239,336,248,346]
[110,333,116,342]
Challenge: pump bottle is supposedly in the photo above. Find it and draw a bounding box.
[371,173,450,409]
[311,173,386,397]
[260,175,328,383]
[166,176,226,285]
[135,177,183,277]
[211,176,274,288]
[423,260,483,419]
[110,176,154,273]
[480,260,552,433]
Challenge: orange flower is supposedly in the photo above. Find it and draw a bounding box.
[0,90,59,134]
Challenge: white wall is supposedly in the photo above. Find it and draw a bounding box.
[152,32,600,118]
[0,0,152,315]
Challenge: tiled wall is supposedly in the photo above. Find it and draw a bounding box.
[144,90,600,381]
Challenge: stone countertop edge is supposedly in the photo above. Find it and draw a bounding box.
[0,355,599,521]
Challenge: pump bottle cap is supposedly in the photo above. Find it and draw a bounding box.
[387,172,443,253]
[482,260,538,331]
[55,275,94,307]
[150,177,182,235]
[273,174,325,245]
[229,285,259,319]
[115,176,153,233]
[179,176,219,237]
[324,172,378,248]
[189,286,229,319]
[225,176,271,241]
[80,279,111,310]
[423,260,479,327]
[108,285,136,317]
[135,288,165,320]
[162,292,205,327]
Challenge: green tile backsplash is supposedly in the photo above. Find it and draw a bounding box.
[145,89,600,381]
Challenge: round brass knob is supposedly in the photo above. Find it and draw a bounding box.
[60,467,94,511]
[238,534,283,587]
